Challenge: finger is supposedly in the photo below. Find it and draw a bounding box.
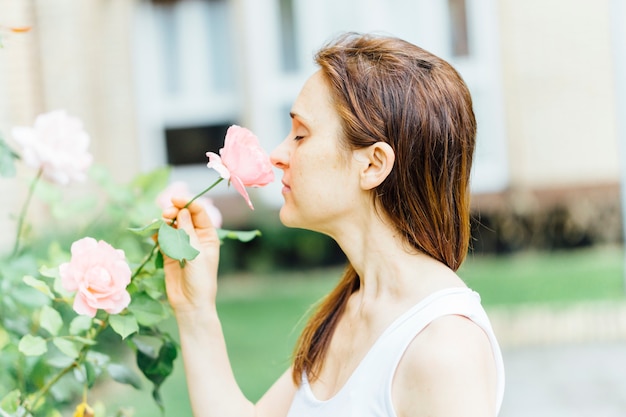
[162,206,179,221]
[171,197,214,229]
[174,208,202,245]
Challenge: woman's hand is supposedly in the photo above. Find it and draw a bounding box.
[161,196,221,314]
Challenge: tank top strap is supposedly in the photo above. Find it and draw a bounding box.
[356,287,505,415]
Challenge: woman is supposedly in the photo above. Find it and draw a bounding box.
[162,33,505,417]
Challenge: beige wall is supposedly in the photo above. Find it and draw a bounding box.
[0,0,140,252]
[499,0,620,189]
[34,0,140,183]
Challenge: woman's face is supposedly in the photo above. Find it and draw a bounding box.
[270,71,362,235]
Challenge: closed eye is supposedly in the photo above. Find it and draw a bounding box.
[293,135,304,141]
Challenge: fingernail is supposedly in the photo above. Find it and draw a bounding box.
[179,208,190,222]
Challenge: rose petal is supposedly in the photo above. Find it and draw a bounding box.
[230,175,254,210]
[73,294,97,318]
[206,152,231,180]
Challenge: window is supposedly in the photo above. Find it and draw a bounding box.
[448,0,470,57]
[279,0,299,73]
[153,0,236,97]
[165,123,233,166]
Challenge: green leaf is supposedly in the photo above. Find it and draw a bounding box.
[157,223,199,263]
[129,219,163,237]
[23,275,55,299]
[74,361,97,388]
[69,315,93,335]
[85,361,97,388]
[154,250,164,269]
[40,305,63,336]
[47,356,75,368]
[0,389,21,413]
[52,337,80,359]
[0,135,19,178]
[107,363,143,389]
[127,294,167,326]
[109,314,139,339]
[136,338,178,411]
[131,334,160,358]
[140,275,166,300]
[18,334,47,356]
[217,229,262,243]
[52,274,72,298]
[68,336,97,346]
[39,265,60,279]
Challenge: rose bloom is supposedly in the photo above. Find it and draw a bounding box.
[11,109,93,185]
[59,237,131,318]
[156,181,223,228]
[206,125,274,210]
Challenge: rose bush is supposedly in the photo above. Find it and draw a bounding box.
[0,111,274,417]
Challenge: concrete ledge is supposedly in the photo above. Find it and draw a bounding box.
[488,301,626,348]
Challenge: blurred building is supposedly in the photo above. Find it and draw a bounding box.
[0,0,623,252]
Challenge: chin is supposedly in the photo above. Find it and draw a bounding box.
[278,207,308,230]
[278,207,296,228]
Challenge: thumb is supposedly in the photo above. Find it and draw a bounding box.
[176,208,195,236]
[176,208,200,247]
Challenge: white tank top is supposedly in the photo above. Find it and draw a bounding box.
[286,287,505,417]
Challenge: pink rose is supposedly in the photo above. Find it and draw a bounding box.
[59,237,131,317]
[206,125,274,210]
[11,110,93,185]
[156,181,223,228]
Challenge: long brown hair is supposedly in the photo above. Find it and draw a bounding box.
[292,33,477,384]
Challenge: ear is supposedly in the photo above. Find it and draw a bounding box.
[352,142,395,190]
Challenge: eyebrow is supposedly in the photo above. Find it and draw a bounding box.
[290,111,311,127]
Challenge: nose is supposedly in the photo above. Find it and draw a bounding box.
[270,137,290,169]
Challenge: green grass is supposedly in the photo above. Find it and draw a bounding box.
[105,246,625,415]
[460,246,625,306]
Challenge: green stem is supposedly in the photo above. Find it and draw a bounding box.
[131,242,160,280]
[28,356,77,410]
[27,319,107,412]
[183,177,224,208]
[12,168,43,257]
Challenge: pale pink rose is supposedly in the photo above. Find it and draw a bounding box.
[59,237,131,318]
[206,125,274,210]
[156,181,223,228]
[11,110,93,185]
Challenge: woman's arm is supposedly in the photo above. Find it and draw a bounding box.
[162,198,296,417]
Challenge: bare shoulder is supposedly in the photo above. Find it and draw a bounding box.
[392,315,497,417]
